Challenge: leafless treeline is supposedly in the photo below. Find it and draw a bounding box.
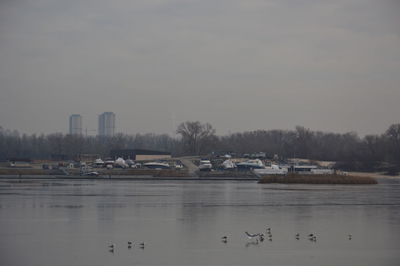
[1,123,399,173]
[0,128,178,161]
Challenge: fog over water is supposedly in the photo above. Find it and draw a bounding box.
[0,179,400,266]
[0,0,400,135]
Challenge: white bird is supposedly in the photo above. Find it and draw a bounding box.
[245,232,260,240]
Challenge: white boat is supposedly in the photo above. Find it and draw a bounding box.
[115,157,128,168]
[310,168,334,174]
[236,159,265,170]
[253,164,288,176]
[94,158,104,167]
[199,160,212,171]
[104,159,115,168]
[222,159,236,170]
[143,162,170,169]
[81,171,99,177]
[125,159,135,166]
[289,165,334,174]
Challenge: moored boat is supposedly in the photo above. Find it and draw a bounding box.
[199,159,212,171]
[253,164,288,176]
[143,162,171,169]
[236,159,265,170]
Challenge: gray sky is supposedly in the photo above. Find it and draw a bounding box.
[1,0,399,136]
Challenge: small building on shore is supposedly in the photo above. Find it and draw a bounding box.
[110,149,171,161]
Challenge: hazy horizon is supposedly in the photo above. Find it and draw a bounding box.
[1,0,399,136]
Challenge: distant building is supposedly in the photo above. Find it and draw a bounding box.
[77,154,101,162]
[110,149,171,161]
[98,112,115,136]
[69,114,82,135]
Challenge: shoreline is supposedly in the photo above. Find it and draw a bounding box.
[348,171,400,179]
[0,171,398,183]
[259,174,378,185]
[0,175,260,181]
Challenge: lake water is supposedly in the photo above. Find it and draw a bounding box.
[1,178,400,266]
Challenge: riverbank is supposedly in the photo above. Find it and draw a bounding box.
[259,174,377,184]
[1,168,396,183]
[349,171,400,179]
[0,167,259,180]
[0,167,191,177]
[0,174,260,181]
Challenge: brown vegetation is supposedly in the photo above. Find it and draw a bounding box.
[258,174,377,184]
[0,168,48,175]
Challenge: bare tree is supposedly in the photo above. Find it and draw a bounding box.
[176,121,216,155]
[385,124,400,163]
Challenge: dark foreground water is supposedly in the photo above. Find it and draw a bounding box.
[1,178,400,266]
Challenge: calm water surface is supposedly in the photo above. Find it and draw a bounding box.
[1,178,400,266]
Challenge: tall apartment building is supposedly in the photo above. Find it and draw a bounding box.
[98,112,115,136]
[69,114,82,135]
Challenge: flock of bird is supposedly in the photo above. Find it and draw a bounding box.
[221,227,353,245]
[107,227,353,251]
[108,241,145,253]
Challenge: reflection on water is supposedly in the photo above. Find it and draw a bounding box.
[0,179,400,266]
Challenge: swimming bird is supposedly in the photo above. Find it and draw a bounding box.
[308,234,317,242]
[308,234,315,241]
[108,243,115,253]
[245,232,260,240]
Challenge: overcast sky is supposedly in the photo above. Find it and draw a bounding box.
[0,0,399,136]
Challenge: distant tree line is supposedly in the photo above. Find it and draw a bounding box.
[0,127,179,161]
[1,122,399,174]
